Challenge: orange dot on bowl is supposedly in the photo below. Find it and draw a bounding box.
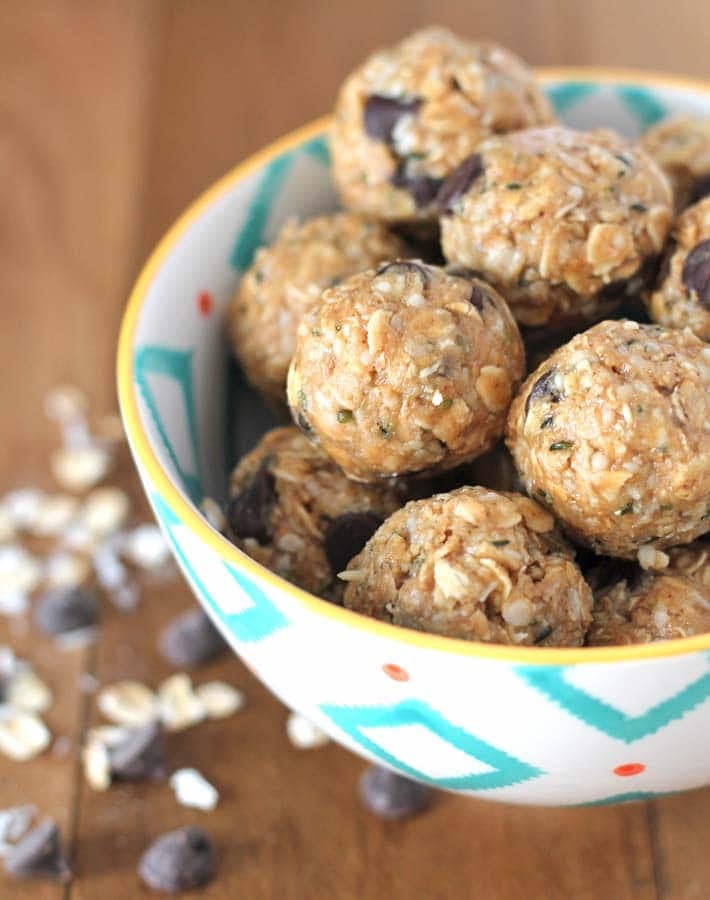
[198,291,213,316]
[382,663,409,682]
[613,762,646,777]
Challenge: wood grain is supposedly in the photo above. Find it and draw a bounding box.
[0,1,708,897]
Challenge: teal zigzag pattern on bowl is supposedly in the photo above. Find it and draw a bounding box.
[134,345,203,504]
[517,662,710,743]
[320,698,543,791]
[151,492,288,642]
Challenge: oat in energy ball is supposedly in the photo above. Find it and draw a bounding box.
[287,262,525,481]
[330,27,553,223]
[228,213,405,403]
[645,196,710,341]
[439,126,673,328]
[639,116,710,210]
[343,487,592,646]
[226,426,404,600]
[587,564,710,646]
[507,320,710,558]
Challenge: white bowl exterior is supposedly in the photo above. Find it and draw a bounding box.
[124,76,710,806]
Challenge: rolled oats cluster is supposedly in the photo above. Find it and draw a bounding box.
[224,29,710,647]
[330,27,554,223]
[645,196,710,341]
[286,262,525,481]
[439,126,673,329]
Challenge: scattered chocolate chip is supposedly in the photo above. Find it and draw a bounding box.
[469,284,488,312]
[391,164,443,208]
[33,586,99,636]
[437,153,483,214]
[682,239,710,306]
[110,721,166,782]
[689,174,710,205]
[359,766,431,820]
[138,827,215,894]
[226,464,276,544]
[4,820,71,883]
[376,260,430,285]
[363,94,422,145]
[159,609,228,669]
[524,368,561,417]
[533,625,553,644]
[324,512,383,575]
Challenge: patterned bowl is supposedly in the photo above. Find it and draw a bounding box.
[118,68,710,806]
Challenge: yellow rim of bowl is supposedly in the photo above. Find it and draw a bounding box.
[117,66,710,666]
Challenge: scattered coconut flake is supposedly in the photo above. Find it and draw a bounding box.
[0,805,36,856]
[123,525,170,571]
[31,495,79,538]
[0,506,16,543]
[196,682,245,720]
[200,498,225,532]
[5,668,52,714]
[98,680,159,728]
[44,385,88,423]
[170,768,219,811]
[3,490,44,531]
[82,735,111,791]
[286,712,330,750]
[51,445,112,492]
[87,725,131,747]
[0,545,42,602]
[158,674,206,733]
[44,552,91,589]
[81,487,130,537]
[0,710,51,761]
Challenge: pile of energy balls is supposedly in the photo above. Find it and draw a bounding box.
[225,28,710,649]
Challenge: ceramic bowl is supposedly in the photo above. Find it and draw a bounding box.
[118,68,710,806]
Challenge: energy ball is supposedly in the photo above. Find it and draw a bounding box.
[225,427,404,600]
[587,565,710,646]
[639,116,710,210]
[507,319,710,558]
[645,196,710,341]
[439,125,673,328]
[228,214,405,403]
[331,27,553,223]
[342,487,592,646]
[287,261,525,482]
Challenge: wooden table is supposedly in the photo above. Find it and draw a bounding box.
[1,3,708,897]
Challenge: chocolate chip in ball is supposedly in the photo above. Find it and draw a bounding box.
[682,239,710,307]
[226,463,276,544]
[436,153,483,214]
[376,260,431,286]
[469,284,488,312]
[110,721,166,782]
[4,820,71,883]
[324,512,383,575]
[359,765,431,820]
[34,586,99,636]
[159,608,228,669]
[391,164,444,208]
[364,94,423,145]
[138,827,215,894]
[525,368,561,418]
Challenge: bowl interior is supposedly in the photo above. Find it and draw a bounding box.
[125,70,710,529]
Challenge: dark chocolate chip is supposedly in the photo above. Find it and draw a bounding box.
[110,721,166,782]
[689,174,710,205]
[226,464,276,544]
[138,827,215,894]
[295,411,312,434]
[682,239,710,306]
[469,284,487,312]
[533,625,553,645]
[391,164,443,208]
[4,821,71,883]
[33,586,99,636]
[159,609,228,669]
[324,512,383,575]
[359,766,431,820]
[436,153,483,214]
[364,94,423,145]
[524,368,561,418]
[375,260,430,285]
